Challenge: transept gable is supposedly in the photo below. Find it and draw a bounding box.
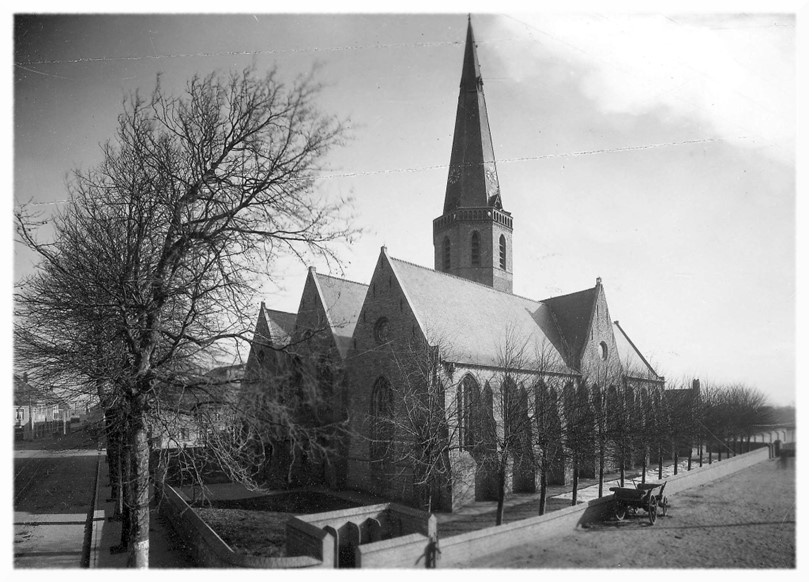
[293,268,368,361]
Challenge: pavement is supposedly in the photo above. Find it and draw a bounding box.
[13,432,196,569]
[89,453,196,568]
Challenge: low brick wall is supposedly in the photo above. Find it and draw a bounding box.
[158,484,325,568]
[662,446,770,497]
[356,533,432,568]
[294,503,391,530]
[437,495,614,567]
[436,448,771,568]
[293,501,435,567]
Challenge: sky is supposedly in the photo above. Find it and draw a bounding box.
[9,3,800,407]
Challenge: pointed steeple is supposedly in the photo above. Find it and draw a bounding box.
[443,16,500,214]
[433,16,513,294]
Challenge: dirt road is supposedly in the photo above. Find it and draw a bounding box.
[465,458,795,568]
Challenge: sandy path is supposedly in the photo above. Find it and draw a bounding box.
[464,458,795,568]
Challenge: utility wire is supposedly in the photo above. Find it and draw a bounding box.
[22,135,745,208]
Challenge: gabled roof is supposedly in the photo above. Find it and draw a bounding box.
[613,320,662,381]
[541,287,597,367]
[13,374,63,407]
[262,306,297,348]
[388,255,574,374]
[314,272,368,359]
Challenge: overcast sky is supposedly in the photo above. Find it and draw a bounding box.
[10,5,798,406]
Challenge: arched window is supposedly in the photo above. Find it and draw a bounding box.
[606,385,620,433]
[499,234,507,269]
[442,236,451,271]
[370,377,393,462]
[458,375,480,450]
[503,376,518,438]
[471,231,481,267]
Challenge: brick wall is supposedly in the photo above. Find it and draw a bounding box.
[432,214,513,293]
[158,484,325,568]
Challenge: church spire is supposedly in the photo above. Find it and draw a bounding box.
[433,17,513,294]
[443,16,501,214]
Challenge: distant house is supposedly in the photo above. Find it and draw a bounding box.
[150,363,246,451]
[13,373,80,440]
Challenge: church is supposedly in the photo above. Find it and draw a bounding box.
[242,18,664,512]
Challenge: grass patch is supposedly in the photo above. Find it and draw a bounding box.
[193,491,360,558]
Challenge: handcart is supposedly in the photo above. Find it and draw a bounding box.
[609,481,668,525]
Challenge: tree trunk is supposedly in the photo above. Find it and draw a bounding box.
[495,466,506,526]
[658,448,663,479]
[127,405,150,568]
[597,446,604,497]
[673,447,678,475]
[641,454,647,485]
[113,438,125,519]
[571,462,579,506]
[538,467,547,516]
[111,436,132,554]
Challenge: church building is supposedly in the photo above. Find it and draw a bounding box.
[243,17,664,511]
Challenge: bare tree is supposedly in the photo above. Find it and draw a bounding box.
[700,383,771,457]
[378,334,457,512]
[585,357,625,491]
[15,67,354,567]
[485,326,538,525]
[529,341,572,515]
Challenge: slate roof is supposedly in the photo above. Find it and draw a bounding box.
[315,273,368,359]
[442,17,500,213]
[262,306,298,347]
[542,287,597,367]
[612,321,662,381]
[388,256,575,374]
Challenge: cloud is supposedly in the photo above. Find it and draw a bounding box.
[493,13,795,165]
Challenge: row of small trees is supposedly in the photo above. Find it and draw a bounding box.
[369,331,774,526]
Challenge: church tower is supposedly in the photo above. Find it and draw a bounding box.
[433,16,513,294]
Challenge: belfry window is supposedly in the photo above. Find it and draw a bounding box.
[471,231,481,267]
[443,236,451,271]
[499,234,507,269]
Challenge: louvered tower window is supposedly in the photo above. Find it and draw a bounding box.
[443,236,451,270]
[499,234,507,269]
[471,231,480,267]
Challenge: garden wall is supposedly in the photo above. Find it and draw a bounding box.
[437,494,614,567]
[662,446,770,497]
[356,533,433,568]
[292,502,435,567]
[158,484,327,568]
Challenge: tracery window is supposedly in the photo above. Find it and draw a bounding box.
[458,375,480,449]
[370,377,393,461]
